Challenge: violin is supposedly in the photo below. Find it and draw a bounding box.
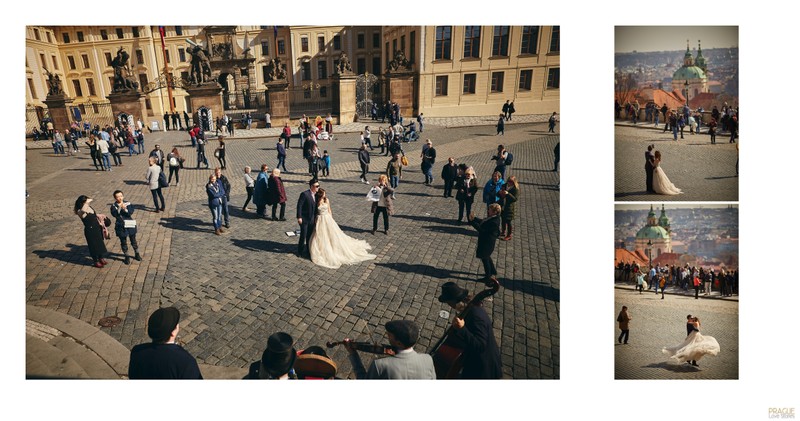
[428,279,500,379]
[326,340,395,356]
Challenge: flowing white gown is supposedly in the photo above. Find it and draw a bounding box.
[309,201,376,269]
[653,164,683,195]
[662,329,720,364]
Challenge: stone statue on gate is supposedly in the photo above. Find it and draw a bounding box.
[111,47,140,92]
[44,69,63,96]
[265,57,287,83]
[336,51,353,74]
[387,50,412,72]
[187,40,213,85]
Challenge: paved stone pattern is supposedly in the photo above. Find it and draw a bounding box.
[614,123,738,201]
[614,286,738,379]
[26,119,559,379]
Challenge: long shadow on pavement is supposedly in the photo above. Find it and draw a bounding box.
[375,262,474,280]
[519,182,559,191]
[499,279,560,302]
[159,216,213,233]
[31,243,123,265]
[705,175,737,180]
[230,238,295,254]
[645,361,701,373]
[339,224,371,235]
[615,191,655,198]
[423,225,474,236]
[392,214,459,226]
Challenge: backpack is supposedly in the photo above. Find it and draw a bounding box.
[158,171,168,188]
[504,152,514,166]
[169,155,179,167]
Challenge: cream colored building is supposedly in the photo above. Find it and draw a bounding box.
[26,25,559,131]
[384,26,560,117]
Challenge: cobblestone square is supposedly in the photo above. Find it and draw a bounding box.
[615,123,738,201]
[25,119,560,379]
[614,285,738,380]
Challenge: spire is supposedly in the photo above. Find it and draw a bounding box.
[683,39,694,67]
[695,39,706,72]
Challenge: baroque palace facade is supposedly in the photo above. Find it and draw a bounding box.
[25,25,559,131]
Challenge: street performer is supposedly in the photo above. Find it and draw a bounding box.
[345,320,436,379]
[437,281,503,379]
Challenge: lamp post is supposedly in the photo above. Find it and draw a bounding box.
[684,80,689,106]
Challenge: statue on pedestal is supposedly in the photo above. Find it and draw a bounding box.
[387,50,412,73]
[187,40,213,85]
[336,52,353,74]
[111,47,140,92]
[44,69,63,96]
[265,57,287,83]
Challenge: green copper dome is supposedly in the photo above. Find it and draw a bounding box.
[636,225,669,240]
[673,66,706,81]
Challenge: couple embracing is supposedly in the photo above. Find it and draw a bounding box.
[645,145,683,195]
[297,179,376,269]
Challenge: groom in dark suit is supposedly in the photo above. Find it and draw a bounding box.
[645,144,655,193]
[296,179,320,258]
[685,314,698,366]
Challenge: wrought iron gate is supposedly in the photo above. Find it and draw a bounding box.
[356,73,382,119]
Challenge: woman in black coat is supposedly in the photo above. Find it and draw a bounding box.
[74,195,108,268]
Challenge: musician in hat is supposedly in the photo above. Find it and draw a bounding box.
[437,282,503,379]
[247,332,298,379]
[128,307,203,379]
[345,320,436,379]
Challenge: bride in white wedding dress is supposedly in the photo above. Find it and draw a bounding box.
[309,188,376,269]
[662,317,720,366]
[652,151,683,195]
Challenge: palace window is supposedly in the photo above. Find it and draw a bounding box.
[318,60,328,79]
[464,26,481,58]
[435,75,448,96]
[463,74,476,94]
[521,26,539,55]
[492,26,510,56]
[100,29,108,40]
[358,33,365,49]
[547,68,560,89]
[136,49,144,65]
[33,28,40,40]
[86,78,96,96]
[549,26,559,53]
[116,28,124,39]
[491,71,504,93]
[77,31,84,42]
[174,26,183,36]
[333,35,341,50]
[519,69,533,91]
[179,48,186,62]
[82,54,90,69]
[278,40,286,55]
[132,27,140,38]
[105,52,112,66]
[261,42,269,56]
[67,55,76,70]
[318,36,325,52]
[301,36,309,52]
[72,80,83,97]
[62,33,70,43]
[302,62,311,81]
[434,26,451,60]
[410,31,416,62]
[372,33,380,48]
[357,58,366,75]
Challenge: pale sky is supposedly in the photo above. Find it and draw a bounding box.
[615,204,738,211]
[615,26,738,53]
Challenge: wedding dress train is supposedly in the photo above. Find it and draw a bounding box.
[309,202,376,269]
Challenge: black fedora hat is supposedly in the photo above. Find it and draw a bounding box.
[438,282,469,303]
[261,332,297,378]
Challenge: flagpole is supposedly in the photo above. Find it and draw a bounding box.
[159,26,175,114]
